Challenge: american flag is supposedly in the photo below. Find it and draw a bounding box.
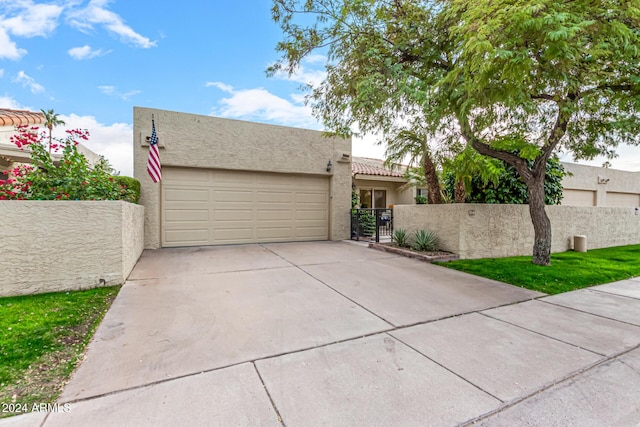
[147,118,161,183]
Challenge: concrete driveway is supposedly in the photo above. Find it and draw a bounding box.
[4,241,640,426]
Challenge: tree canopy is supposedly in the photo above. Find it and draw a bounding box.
[271,0,640,264]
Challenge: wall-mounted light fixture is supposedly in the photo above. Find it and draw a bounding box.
[326,160,333,172]
[597,176,610,184]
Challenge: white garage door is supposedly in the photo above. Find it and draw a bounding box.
[562,189,596,206]
[161,167,329,247]
[606,192,640,207]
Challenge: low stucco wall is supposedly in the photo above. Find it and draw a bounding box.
[133,107,352,249]
[0,201,144,297]
[395,204,640,259]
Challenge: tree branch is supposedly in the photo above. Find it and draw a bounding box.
[455,112,533,182]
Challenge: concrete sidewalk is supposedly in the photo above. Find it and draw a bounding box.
[2,241,639,426]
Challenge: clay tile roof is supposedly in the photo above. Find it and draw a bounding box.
[352,160,404,178]
[0,109,45,127]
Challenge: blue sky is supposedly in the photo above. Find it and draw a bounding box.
[1,0,638,176]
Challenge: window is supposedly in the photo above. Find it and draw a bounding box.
[359,189,387,208]
[416,188,428,197]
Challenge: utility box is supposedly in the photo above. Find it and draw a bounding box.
[574,235,587,252]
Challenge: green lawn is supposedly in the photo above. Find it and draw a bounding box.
[0,287,119,417]
[437,244,640,294]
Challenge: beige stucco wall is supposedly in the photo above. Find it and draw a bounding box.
[562,162,640,207]
[395,204,640,259]
[133,107,352,249]
[0,201,144,297]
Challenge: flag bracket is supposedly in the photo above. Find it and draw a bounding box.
[141,133,164,147]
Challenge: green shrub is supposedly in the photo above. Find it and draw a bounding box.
[114,176,141,203]
[413,229,439,252]
[443,155,566,205]
[0,126,137,203]
[415,195,428,204]
[357,211,376,236]
[393,228,410,248]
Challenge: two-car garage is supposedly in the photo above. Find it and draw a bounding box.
[161,167,329,247]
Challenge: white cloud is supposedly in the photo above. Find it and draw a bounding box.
[0,0,63,59]
[67,0,156,48]
[13,70,45,93]
[271,56,328,87]
[0,27,27,60]
[305,54,327,64]
[1,2,63,37]
[54,113,133,176]
[98,85,141,100]
[0,69,4,78]
[208,83,319,129]
[68,44,107,60]
[0,95,29,110]
[205,81,234,93]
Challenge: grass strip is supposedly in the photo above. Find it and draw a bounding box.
[437,244,640,294]
[0,286,119,417]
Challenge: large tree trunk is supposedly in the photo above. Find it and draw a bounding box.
[528,177,551,266]
[424,152,442,204]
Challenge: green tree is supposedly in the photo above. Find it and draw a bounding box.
[442,146,504,203]
[271,0,640,265]
[383,127,444,204]
[444,155,566,205]
[40,109,66,154]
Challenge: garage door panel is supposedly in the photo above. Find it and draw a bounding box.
[257,227,294,239]
[296,192,327,204]
[257,210,293,221]
[296,210,327,221]
[165,209,209,222]
[162,167,329,247]
[214,170,255,185]
[165,229,209,245]
[214,228,255,241]
[295,226,328,238]
[165,188,209,202]
[257,191,293,203]
[214,210,254,221]
[214,190,253,202]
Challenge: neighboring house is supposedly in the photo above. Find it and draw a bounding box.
[0,108,102,181]
[561,162,640,207]
[0,109,46,181]
[351,157,421,208]
[351,156,640,208]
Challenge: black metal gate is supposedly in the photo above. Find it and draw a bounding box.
[350,208,393,243]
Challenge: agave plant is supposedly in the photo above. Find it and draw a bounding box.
[413,229,439,252]
[392,228,410,248]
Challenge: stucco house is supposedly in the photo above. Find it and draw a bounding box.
[133,107,351,249]
[351,157,423,208]
[351,156,640,208]
[0,109,46,181]
[0,108,102,181]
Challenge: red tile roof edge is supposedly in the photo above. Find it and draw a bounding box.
[0,109,46,127]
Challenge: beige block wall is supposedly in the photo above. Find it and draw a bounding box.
[395,204,640,259]
[0,201,144,297]
[133,107,352,249]
[562,162,640,207]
